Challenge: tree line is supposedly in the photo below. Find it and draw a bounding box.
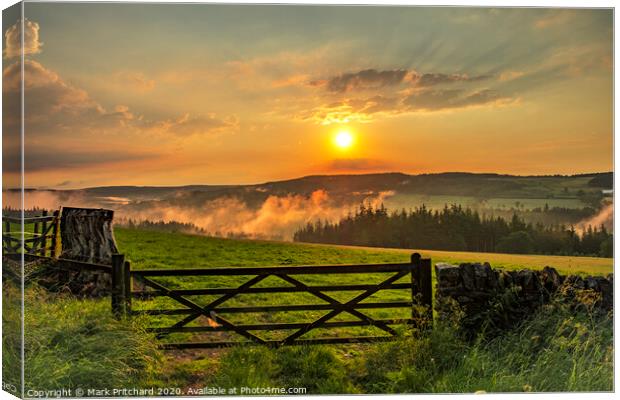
[293,203,613,257]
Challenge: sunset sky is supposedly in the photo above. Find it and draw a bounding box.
[2,5,613,189]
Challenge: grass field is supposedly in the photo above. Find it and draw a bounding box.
[386,193,587,211]
[115,228,613,275]
[114,227,612,346]
[4,227,613,394]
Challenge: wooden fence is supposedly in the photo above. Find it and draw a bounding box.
[2,210,60,257]
[112,253,433,349]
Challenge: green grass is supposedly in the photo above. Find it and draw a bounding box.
[113,228,612,343]
[156,299,613,394]
[115,228,612,275]
[2,283,164,394]
[4,227,613,394]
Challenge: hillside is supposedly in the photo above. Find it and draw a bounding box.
[17,171,612,202]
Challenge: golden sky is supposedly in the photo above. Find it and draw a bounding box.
[2,5,613,189]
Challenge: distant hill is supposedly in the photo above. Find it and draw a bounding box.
[18,171,612,201]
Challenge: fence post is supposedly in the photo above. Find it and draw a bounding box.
[123,260,132,317]
[33,220,39,255]
[4,219,10,255]
[111,253,125,319]
[50,210,60,258]
[410,252,421,310]
[40,210,48,256]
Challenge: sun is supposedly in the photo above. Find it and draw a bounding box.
[334,130,354,149]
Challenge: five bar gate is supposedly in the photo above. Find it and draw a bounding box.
[111,253,433,349]
[2,211,434,349]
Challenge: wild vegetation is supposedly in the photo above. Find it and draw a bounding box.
[294,203,613,257]
[2,228,613,394]
[2,282,163,394]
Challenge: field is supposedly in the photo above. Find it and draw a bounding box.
[113,228,612,344]
[386,194,587,212]
[115,228,613,275]
[4,227,614,394]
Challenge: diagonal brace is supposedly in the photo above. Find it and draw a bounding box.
[138,275,266,344]
[282,270,409,345]
[168,274,269,330]
[276,274,398,336]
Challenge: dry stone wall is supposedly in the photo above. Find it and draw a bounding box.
[434,262,613,333]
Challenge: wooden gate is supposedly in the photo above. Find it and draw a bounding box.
[114,253,432,349]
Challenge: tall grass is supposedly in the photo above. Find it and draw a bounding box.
[2,227,613,394]
[2,283,164,392]
[3,283,613,395]
[163,298,612,394]
[358,299,613,393]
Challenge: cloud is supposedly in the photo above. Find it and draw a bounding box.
[313,69,409,93]
[2,145,155,173]
[2,59,237,140]
[298,87,513,124]
[157,113,239,137]
[113,71,155,92]
[499,70,525,81]
[311,69,492,92]
[4,19,43,58]
[403,88,510,111]
[534,10,575,29]
[414,72,491,87]
[3,59,102,136]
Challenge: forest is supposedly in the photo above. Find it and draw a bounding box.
[293,203,613,257]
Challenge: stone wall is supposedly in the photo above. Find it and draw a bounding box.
[434,262,613,334]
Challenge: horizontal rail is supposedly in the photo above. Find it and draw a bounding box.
[17,254,112,273]
[3,216,56,224]
[3,234,54,243]
[132,283,411,298]
[132,301,413,315]
[160,336,396,349]
[146,318,414,333]
[131,262,413,277]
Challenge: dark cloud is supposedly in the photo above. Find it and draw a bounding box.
[316,69,409,93]
[312,69,493,93]
[403,88,507,111]
[403,89,463,110]
[415,73,492,87]
[2,145,156,172]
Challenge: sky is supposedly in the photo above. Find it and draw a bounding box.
[2,4,613,189]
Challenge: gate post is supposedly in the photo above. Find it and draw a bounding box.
[410,252,421,317]
[410,253,433,329]
[123,260,132,317]
[111,254,126,319]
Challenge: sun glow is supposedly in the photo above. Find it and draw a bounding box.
[334,130,354,149]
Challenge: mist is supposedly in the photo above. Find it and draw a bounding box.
[4,189,395,240]
[575,202,614,236]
